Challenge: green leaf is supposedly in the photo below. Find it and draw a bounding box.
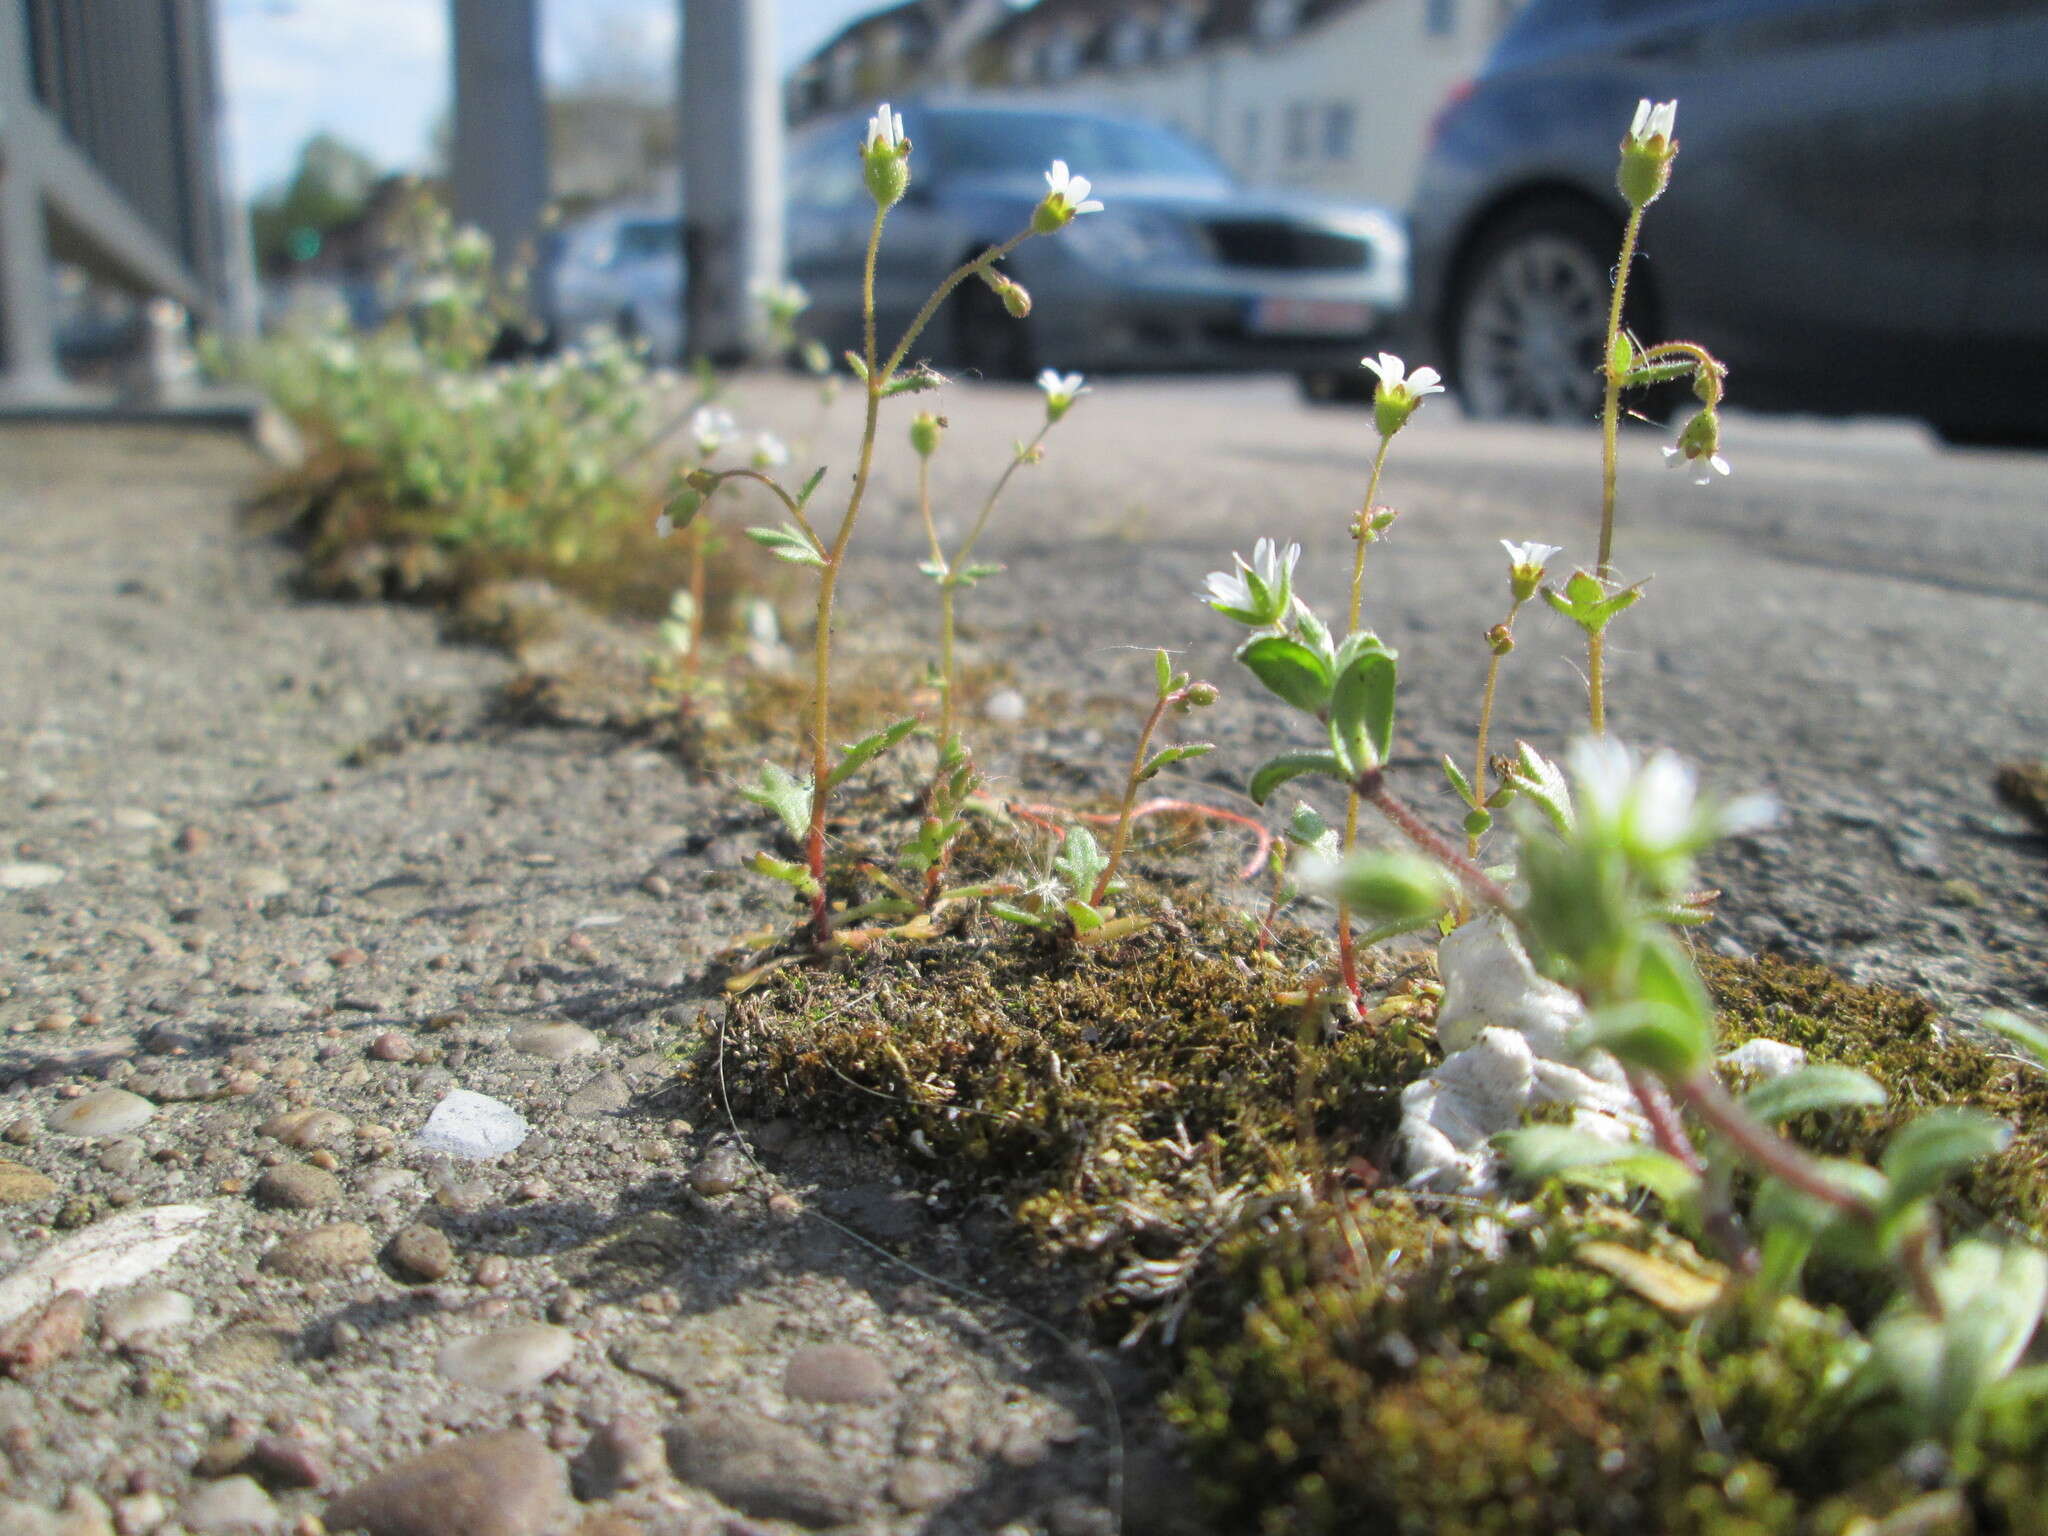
[746,524,824,568]
[1629,931,1716,1050]
[795,464,828,508]
[1870,1239,2048,1433]
[1063,898,1105,934]
[1506,742,1574,833]
[1324,850,1455,926]
[1249,750,1348,806]
[917,559,948,584]
[1463,807,1493,837]
[1607,332,1634,378]
[1982,1010,2048,1073]
[1236,634,1333,717]
[1574,1000,1712,1081]
[826,715,920,790]
[1740,1064,1888,1125]
[1053,825,1110,899]
[1442,754,1477,808]
[842,350,868,380]
[1881,1108,2011,1205]
[954,562,1004,586]
[1154,648,1173,696]
[1499,1125,1700,1206]
[1285,803,1335,854]
[1327,640,1397,775]
[747,851,821,899]
[662,487,705,532]
[1138,742,1214,782]
[738,764,814,844]
[989,901,1053,930]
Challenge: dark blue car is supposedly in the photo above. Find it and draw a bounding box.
[785,99,1407,388]
[1407,0,2048,439]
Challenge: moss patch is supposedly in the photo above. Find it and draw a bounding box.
[717,887,2048,1532]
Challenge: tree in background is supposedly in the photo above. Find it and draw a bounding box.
[250,133,380,274]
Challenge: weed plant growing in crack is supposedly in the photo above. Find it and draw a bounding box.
[1202,97,2048,1456]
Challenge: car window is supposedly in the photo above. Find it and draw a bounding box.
[787,128,865,211]
[924,111,1230,183]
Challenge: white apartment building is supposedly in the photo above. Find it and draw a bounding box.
[787,0,1522,210]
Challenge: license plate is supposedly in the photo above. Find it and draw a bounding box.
[1248,298,1374,336]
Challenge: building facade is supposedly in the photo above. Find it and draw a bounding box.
[786,0,1521,210]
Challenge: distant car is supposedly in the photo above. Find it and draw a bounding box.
[785,100,1406,390]
[544,208,685,363]
[1409,0,2048,439]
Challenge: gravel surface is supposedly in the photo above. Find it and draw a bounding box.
[0,377,2043,1533]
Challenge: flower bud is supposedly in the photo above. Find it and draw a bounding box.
[910,412,945,458]
[995,275,1032,318]
[1617,98,1678,210]
[861,103,912,209]
[1182,681,1220,709]
[1487,624,1515,656]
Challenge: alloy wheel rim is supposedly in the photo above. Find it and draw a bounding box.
[1458,233,1611,422]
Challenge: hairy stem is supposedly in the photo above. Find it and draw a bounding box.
[1467,599,1524,859]
[803,206,888,947]
[684,521,708,674]
[883,232,1030,384]
[1589,204,1645,737]
[1337,433,1395,999]
[1354,767,1515,914]
[1092,691,1172,906]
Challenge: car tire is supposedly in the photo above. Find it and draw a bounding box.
[951,268,1035,382]
[1448,199,1660,425]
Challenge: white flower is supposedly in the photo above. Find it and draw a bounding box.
[1662,443,1731,485]
[1043,160,1103,217]
[1566,737,1775,868]
[1036,368,1089,420]
[1359,352,1444,399]
[1501,540,1563,570]
[751,431,789,469]
[865,102,904,154]
[1628,98,1678,146]
[655,510,676,539]
[690,406,737,458]
[1201,537,1299,627]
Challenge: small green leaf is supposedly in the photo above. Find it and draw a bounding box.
[1052,825,1110,898]
[1983,1010,2048,1073]
[1327,640,1397,774]
[1881,1108,2011,1205]
[1285,804,1334,853]
[954,562,1004,585]
[842,351,868,380]
[1607,332,1634,378]
[1154,648,1173,696]
[1507,742,1574,832]
[1574,999,1712,1081]
[1870,1239,2048,1433]
[1063,898,1105,933]
[796,465,828,508]
[747,852,821,899]
[989,901,1053,930]
[1499,1125,1700,1205]
[738,764,814,844]
[1463,807,1492,837]
[1629,932,1715,1042]
[1740,1064,1888,1124]
[1249,750,1348,806]
[746,524,825,568]
[1442,754,1476,807]
[1322,850,1455,926]
[1236,634,1334,716]
[917,559,948,583]
[1138,742,1214,782]
[826,716,920,790]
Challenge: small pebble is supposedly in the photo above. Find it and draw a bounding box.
[384,1224,455,1283]
[254,1164,341,1211]
[178,1474,280,1533]
[783,1343,896,1406]
[0,862,66,890]
[507,1023,600,1063]
[686,1144,748,1197]
[0,1290,90,1376]
[259,1109,353,1149]
[639,873,672,898]
[259,1223,373,1280]
[101,1289,195,1352]
[250,1436,327,1490]
[325,1429,569,1536]
[983,688,1028,723]
[49,1090,155,1139]
[472,1255,511,1288]
[435,1325,577,1394]
[0,1158,57,1203]
[369,1032,414,1062]
[414,1091,528,1160]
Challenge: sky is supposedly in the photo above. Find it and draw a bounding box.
[217,0,893,197]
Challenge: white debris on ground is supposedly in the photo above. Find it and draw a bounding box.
[1400,917,1816,1194]
[1400,917,1643,1194]
[0,1204,211,1327]
[413,1089,530,1160]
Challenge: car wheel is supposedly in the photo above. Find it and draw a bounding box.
[951,269,1035,382]
[1450,201,1643,424]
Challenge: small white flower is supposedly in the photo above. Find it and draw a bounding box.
[1043,160,1103,217]
[1500,540,1563,570]
[751,430,789,469]
[865,102,904,154]
[1628,98,1678,146]
[1359,352,1444,399]
[1662,444,1731,485]
[1200,537,1299,627]
[690,406,737,458]
[1036,368,1090,419]
[655,510,675,539]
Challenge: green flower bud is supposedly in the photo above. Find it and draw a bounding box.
[1182,681,1220,708]
[861,103,912,209]
[910,411,945,458]
[1617,98,1679,210]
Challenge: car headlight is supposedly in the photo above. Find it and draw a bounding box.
[1057,208,1206,271]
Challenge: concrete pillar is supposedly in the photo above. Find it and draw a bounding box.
[0,0,64,399]
[450,0,548,273]
[680,0,783,363]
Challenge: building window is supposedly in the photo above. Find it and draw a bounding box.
[1322,103,1355,161]
[1426,0,1457,36]
[1254,0,1300,42]
[1109,16,1151,68]
[1159,3,1200,57]
[1284,101,1312,161]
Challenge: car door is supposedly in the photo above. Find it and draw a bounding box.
[1653,0,1991,388]
[1966,0,2048,354]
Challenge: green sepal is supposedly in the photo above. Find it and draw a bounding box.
[738,764,814,844]
[1236,634,1334,717]
[826,716,920,790]
[1325,850,1455,926]
[1463,807,1493,837]
[1063,898,1105,934]
[1249,750,1348,806]
[1442,754,1477,808]
[842,351,869,380]
[662,487,705,532]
